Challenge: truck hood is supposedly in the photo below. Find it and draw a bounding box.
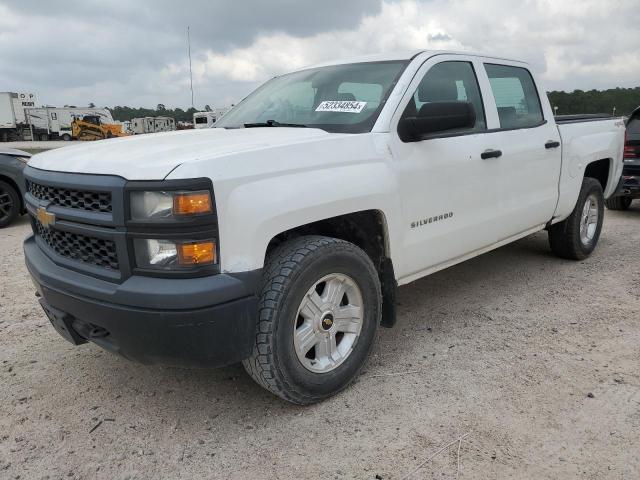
[28,127,334,180]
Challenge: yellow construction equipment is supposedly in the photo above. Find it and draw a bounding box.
[71,115,129,141]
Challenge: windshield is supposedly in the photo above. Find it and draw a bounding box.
[215,61,408,133]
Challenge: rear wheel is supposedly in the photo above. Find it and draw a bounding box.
[0,180,20,228]
[548,177,604,260]
[243,236,381,405]
[605,196,632,211]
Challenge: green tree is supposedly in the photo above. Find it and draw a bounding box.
[547,87,640,116]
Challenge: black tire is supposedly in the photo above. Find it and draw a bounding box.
[0,180,21,228]
[243,236,382,405]
[61,134,72,141]
[548,177,604,260]
[605,196,632,211]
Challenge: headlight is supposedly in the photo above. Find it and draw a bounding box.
[130,190,212,221]
[134,238,217,270]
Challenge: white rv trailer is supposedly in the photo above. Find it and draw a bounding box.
[193,111,217,129]
[26,107,115,141]
[193,107,231,129]
[0,93,114,142]
[0,92,38,141]
[131,116,176,135]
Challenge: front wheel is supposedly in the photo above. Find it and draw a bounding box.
[0,180,21,228]
[548,177,604,260]
[243,236,381,405]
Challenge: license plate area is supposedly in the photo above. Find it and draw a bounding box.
[39,299,87,346]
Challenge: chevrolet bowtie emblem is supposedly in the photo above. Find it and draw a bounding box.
[37,206,55,228]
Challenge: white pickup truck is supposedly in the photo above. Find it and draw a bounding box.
[24,51,625,404]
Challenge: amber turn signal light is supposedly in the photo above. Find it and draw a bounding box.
[173,191,213,215]
[177,241,217,265]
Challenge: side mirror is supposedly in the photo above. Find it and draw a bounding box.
[398,101,476,142]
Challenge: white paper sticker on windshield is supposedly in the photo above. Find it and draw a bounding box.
[315,100,367,113]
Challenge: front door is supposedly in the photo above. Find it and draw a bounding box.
[389,57,507,280]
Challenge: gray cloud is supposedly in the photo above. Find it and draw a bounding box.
[0,0,383,107]
[0,0,638,110]
[8,0,384,51]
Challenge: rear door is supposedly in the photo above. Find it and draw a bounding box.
[477,61,561,233]
[49,109,61,132]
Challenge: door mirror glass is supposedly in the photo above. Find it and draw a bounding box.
[398,101,476,142]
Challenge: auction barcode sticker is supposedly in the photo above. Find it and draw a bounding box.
[315,101,367,113]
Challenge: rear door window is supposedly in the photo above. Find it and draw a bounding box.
[484,64,544,129]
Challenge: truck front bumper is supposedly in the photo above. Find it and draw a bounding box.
[25,235,260,367]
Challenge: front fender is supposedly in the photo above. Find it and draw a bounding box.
[217,162,400,273]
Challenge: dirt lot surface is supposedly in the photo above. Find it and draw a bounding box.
[1,207,639,480]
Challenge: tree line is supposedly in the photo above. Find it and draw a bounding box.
[101,87,640,122]
[547,87,640,116]
[108,104,214,123]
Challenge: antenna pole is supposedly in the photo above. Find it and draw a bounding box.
[188,26,194,109]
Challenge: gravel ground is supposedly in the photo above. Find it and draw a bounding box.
[1,207,639,480]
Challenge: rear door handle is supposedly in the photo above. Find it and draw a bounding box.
[545,140,560,149]
[481,149,502,159]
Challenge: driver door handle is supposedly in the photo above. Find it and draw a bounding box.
[481,149,502,159]
[545,140,560,149]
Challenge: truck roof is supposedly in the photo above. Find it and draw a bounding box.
[300,50,527,71]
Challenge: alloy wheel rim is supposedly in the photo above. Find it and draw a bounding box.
[293,273,364,373]
[579,194,598,245]
[0,188,13,221]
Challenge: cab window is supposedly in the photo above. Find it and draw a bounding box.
[401,61,487,132]
[484,64,544,129]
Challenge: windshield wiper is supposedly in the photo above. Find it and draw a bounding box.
[243,119,308,128]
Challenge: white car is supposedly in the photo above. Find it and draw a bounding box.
[24,50,625,404]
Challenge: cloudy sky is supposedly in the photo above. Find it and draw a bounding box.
[1,0,638,109]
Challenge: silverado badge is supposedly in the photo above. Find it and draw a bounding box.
[37,206,55,228]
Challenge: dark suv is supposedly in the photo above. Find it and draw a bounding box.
[606,106,640,210]
[0,148,30,227]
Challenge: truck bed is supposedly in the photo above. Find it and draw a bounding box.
[553,116,625,219]
[555,114,613,124]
